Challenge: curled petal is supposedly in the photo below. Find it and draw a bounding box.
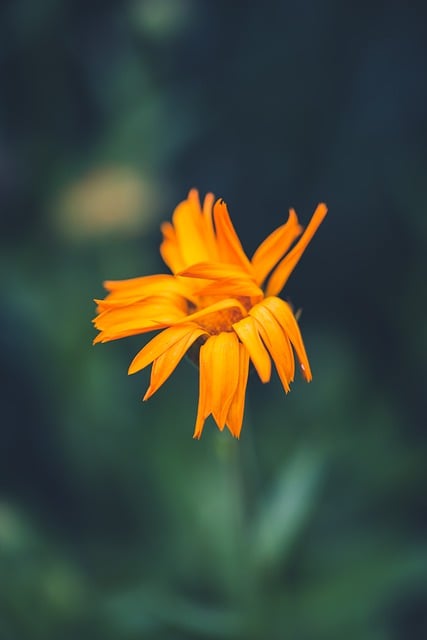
[179,261,253,280]
[93,297,188,343]
[213,199,254,274]
[160,190,217,272]
[103,273,181,293]
[266,203,327,296]
[251,208,303,285]
[97,275,195,309]
[180,297,247,325]
[143,328,207,400]
[201,192,219,260]
[129,324,207,375]
[262,296,312,381]
[250,302,295,392]
[232,315,271,383]
[225,343,249,438]
[193,332,240,437]
[193,341,209,439]
[195,278,263,299]
[160,221,186,273]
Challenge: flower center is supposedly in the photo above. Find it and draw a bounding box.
[188,295,253,335]
[197,305,245,334]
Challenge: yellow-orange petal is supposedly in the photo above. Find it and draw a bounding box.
[195,277,264,299]
[93,297,187,342]
[213,199,254,274]
[128,324,207,375]
[212,332,240,429]
[250,302,295,392]
[178,262,263,297]
[160,221,186,274]
[197,332,240,432]
[201,191,219,261]
[94,295,187,326]
[102,274,192,302]
[93,326,163,344]
[262,296,312,381]
[143,328,207,400]
[170,189,217,267]
[178,297,247,325]
[193,338,210,439]
[104,273,175,292]
[266,203,327,296]
[96,291,188,317]
[179,261,253,280]
[232,315,271,383]
[225,343,249,438]
[251,208,303,285]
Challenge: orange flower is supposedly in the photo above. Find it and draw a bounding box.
[93,190,327,438]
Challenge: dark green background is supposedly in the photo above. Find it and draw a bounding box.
[1,1,426,638]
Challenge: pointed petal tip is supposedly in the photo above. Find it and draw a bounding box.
[300,362,312,382]
[142,388,153,401]
[192,420,206,439]
[226,423,242,439]
[213,197,229,218]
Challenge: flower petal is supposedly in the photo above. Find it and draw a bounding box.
[128,324,207,375]
[213,198,253,274]
[266,203,327,296]
[102,274,192,304]
[179,262,263,297]
[170,189,218,268]
[225,343,249,438]
[193,337,211,439]
[104,273,176,292]
[195,278,263,298]
[160,221,186,273]
[196,332,240,433]
[262,296,312,381]
[180,297,247,325]
[94,326,163,345]
[232,315,271,383]
[201,192,219,261]
[93,297,187,342]
[251,208,303,285]
[179,261,252,280]
[250,302,295,392]
[143,328,207,400]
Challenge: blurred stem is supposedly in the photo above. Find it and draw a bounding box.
[215,404,261,615]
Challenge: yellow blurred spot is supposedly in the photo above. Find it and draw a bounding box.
[54,166,158,240]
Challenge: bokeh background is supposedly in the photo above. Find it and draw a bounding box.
[1,1,426,638]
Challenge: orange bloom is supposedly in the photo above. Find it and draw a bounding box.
[93,190,327,438]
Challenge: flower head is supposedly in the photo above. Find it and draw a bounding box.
[93,189,327,438]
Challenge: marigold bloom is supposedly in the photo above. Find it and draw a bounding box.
[93,190,327,438]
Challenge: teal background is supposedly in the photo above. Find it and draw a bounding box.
[1,2,426,639]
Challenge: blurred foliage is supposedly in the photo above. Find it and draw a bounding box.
[1,1,426,639]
